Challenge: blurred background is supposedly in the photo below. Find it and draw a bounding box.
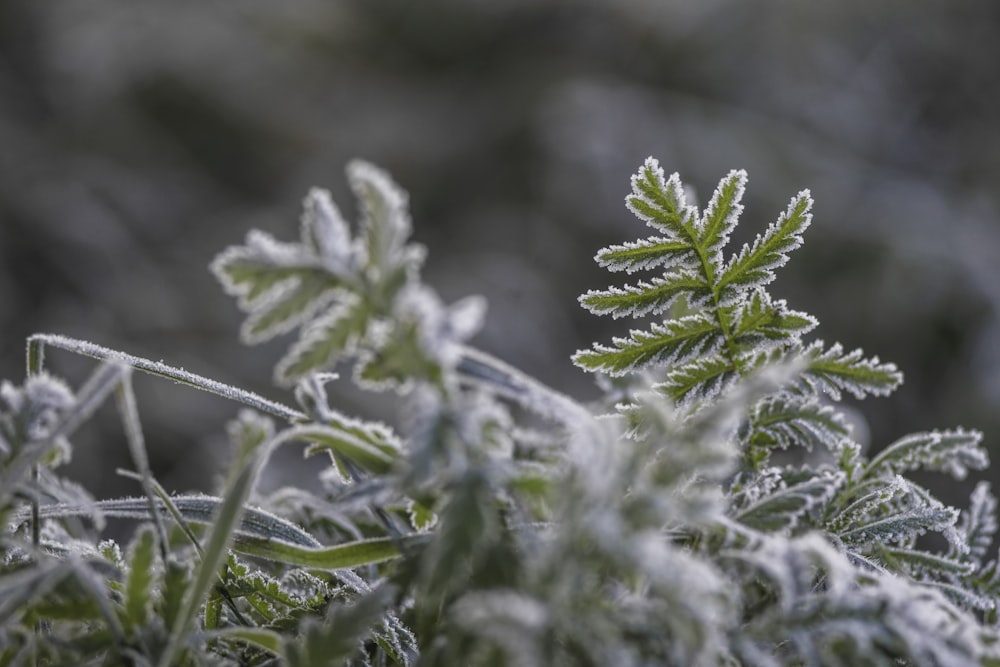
[2,0,998,504]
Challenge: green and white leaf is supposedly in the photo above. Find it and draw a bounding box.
[572,313,722,376]
[954,482,998,565]
[625,157,698,241]
[744,394,852,453]
[696,167,747,268]
[595,237,697,274]
[797,340,903,400]
[735,470,845,532]
[718,189,812,299]
[275,291,371,384]
[657,353,738,406]
[579,270,711,319]
[864,428,987,480]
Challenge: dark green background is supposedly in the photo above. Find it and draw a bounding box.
[2,1,998,506]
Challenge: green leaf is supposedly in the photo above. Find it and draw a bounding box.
[211,627,284,656]
[956,482,998,565]
[731,289,817,345]
[735,470,845,532]
[876,544,975,578]
[718,189,812,298]
[122,526,157,628]
[275,291,370,384]
[211,231,312,305]
[625,157,698,240]
[745,395,852,453]
[293,423,399,475]
[579,270,711,319]
[299,187,353,270]
[697,168,747,260]
[235,534,424,570]
[864,428,987,480]
[349,159,415,274]
[285,586,395,667]
[798,340,903,400]
[837,499,957,548]
[595,237,697,274]
[241,271,343,344]
[658,353,738,405]
[407,499,438,532]
[572,313,722,376]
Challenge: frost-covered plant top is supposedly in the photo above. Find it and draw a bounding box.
[4,159,1000,666]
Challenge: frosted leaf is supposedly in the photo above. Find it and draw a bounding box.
[730,289,818,344]
[837,491,958,549]
[572,313,722,376]
[396,284,484,369]
[734,470,846,533]
[347,159,413,273]
[955,482,998,565]
[744,394,852,453]
[797,340,904,400]
[1,373,75,444]
[212,230,317,307]
[275,290,369,384]
[718,189,812,297]
[578,269,711,319]
[658,352,738,407]
[864,428,987,480]
[239,274,342,344]
[300,187,353,272]
[876,545,975,579]
[697,168,747,265]
[625,157,698,241]
[594,236,698,274]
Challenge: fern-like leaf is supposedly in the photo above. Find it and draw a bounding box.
[718,189,812,299]
[697,168,747,268]
[625,157,698,241]
[657,353,738,406]
[572,313,722,376]
[876,544,975,579]
[833,477,958,549]
[731,289,817,345]
[864,428,987,480]
[122,526,157,628]
[595,237,697,274]
[744,394,852,453]
[955,482,998,565]
[578,270,711,320]
[798,340,903,400]
[735,470,845,532]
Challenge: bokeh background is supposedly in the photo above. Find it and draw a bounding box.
[2,0,999,504]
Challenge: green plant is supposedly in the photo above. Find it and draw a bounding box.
[3,158,999,665]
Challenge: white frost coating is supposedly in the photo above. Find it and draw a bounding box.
[301,187,353,271]
[347,159,412,269]
[721,190,812,294]
[239,279,341,345]
[26,334,303,423]
[698,167,748,257]
[209,230,315,307]
[958,481,998,564]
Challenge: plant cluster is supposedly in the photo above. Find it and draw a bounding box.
[3,158,1000,665]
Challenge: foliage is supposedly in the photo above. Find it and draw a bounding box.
[3,158,999,665]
